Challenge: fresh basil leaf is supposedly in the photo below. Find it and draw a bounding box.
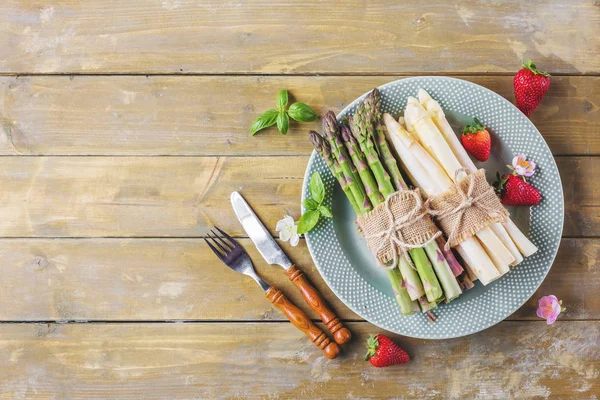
[288,102,318,122]
[303,198,318,211]
[309,171,325,204]
[250,109,278,136]
[277,89,289,111]
[297,210,320,234]
[277,111,289,135]
[318,205,332,218]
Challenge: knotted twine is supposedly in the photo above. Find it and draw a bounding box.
[425,168,509,250]
[356,189,441,270]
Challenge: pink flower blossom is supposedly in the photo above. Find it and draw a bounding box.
[536,295,565,325]
[511,154,536,177]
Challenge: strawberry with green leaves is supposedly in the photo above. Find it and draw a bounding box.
[495,173,541,206]
[365,334,409,368]
[461,117,491,162]
[514,60,550,117]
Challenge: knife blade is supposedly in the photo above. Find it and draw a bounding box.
[230,191,292,270]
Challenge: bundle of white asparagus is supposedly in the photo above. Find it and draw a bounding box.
[383,89,538,285]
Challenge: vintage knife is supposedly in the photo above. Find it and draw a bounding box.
[231,191,351,345]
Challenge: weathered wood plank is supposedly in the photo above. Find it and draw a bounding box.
[0,156,590,237]
[1,75,598,156]
[0,322,596,399]
[562,157,600,237]
[0,156,304,238]
[0,238,596,321]
[1,0,598,75]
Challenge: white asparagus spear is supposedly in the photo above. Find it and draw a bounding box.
[406,97,465,180]
[390,119,453,193]
[504,218,538,257]
[398,116,407,129]
[490,223,524,265]
[384,114,500,284]
[457,236,501,285]
[418,89,530,264]
[475,229,510,275]
[454,245,478,281]
[398,116,418,141]
[405,99,515,272]
[418,89,477,172]
[384,121,439,197]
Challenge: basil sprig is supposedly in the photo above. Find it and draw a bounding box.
[250,89,318,136]
[297,171,332,234]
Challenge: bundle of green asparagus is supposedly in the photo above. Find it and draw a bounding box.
[309,89,473,318]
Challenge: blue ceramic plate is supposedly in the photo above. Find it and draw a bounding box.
[302,77,564,339]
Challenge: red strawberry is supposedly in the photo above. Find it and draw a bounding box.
[495,173,541,206]
[365,334,409,368]
[514,60,550,117]
[461,117,491,162]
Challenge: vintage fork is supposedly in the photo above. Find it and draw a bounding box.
[205,226,340,359]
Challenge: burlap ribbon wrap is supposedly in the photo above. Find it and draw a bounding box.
[426,168,509,249]
[356,189,441,270]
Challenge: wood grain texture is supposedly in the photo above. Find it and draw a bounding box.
[0,238,595,321]
[1,75,598,156]
[0,156,591,237]
[0,322,597,399]
[1,1,599,75]
[562,157,600,237]
[0,156,302,237]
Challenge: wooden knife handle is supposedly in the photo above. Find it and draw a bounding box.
[266,286,340,359]
[286,265,352,345]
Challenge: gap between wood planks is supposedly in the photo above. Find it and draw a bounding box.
[0,72,599,77]
[0,319,593,324]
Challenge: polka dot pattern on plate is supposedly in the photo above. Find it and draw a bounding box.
[302,77,564,339]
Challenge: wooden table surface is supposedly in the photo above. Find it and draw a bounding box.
[0,1,599,399]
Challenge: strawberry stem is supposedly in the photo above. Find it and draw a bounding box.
[463,117,486,134]
[365,335,379,361]
[493,172,508,195]
[521,60,550,77]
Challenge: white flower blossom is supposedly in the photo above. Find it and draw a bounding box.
[275,215,300,247]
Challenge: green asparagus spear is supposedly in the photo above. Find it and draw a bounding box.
[351,105,395,198]
[423,241,462,302]
[323,112,373,213]
[368,89,407,191]
[309,130,361,214]
[418,295,438,313]
[340,123,385,206]
[410,247,444,302]
[387,268,420,315]
[398,256,425,301]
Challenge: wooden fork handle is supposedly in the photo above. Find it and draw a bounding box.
[266,286,340,359]
[285,265,352,345]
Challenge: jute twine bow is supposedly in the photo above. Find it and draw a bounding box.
[358,189,441,270]
[425,168,508,250]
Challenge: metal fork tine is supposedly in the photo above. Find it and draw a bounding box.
[210,229,234,252]
[207,231,230,254]
[204,237,224,260]
[214,225,239,249]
